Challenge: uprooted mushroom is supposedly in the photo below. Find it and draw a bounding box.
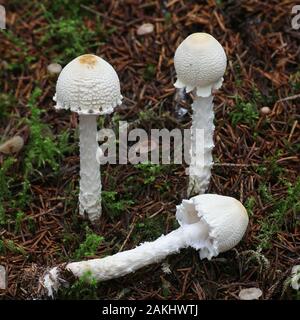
[41,194,249,297]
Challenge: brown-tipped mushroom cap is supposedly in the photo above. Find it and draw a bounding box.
[54,54,122,115]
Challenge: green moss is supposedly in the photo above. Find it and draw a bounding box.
[102,191,134,218]
[229,96,259,128]
[257,179,300,249]
[73,227,104,259]
[57,270,99,300]
[143,64,156,81]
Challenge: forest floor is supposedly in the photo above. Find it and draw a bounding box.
[0,0,299,300]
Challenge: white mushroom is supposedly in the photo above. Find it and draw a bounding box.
[174,33,227,196]
[54,54,122,222]
[42,194,248,297]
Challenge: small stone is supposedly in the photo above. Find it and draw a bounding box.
[0,265,7,290]
[239,287,262,300]
[47,63,62,75]
[176,107,188,118]
[0,135,24,154]
[137,23,154,36]
[291,265,300,290]
[260,106,271,115]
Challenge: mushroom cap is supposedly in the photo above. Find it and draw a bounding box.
[176,194,249,260]
[54,54,122,115]
[174,33,227,97]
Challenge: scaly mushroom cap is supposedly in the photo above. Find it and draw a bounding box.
[176,194,248,260]
[54,54,122,115]
[174,33,227,97]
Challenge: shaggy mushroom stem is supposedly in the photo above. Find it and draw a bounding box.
[68,221,207,281]
[43,221,207,296]
[79,115,101,221]
[188,96,214,195]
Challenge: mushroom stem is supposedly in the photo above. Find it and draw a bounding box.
[79,114,101,221]
[68,221,207,280]
[188,95,214,196]
[43,221,208,296]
